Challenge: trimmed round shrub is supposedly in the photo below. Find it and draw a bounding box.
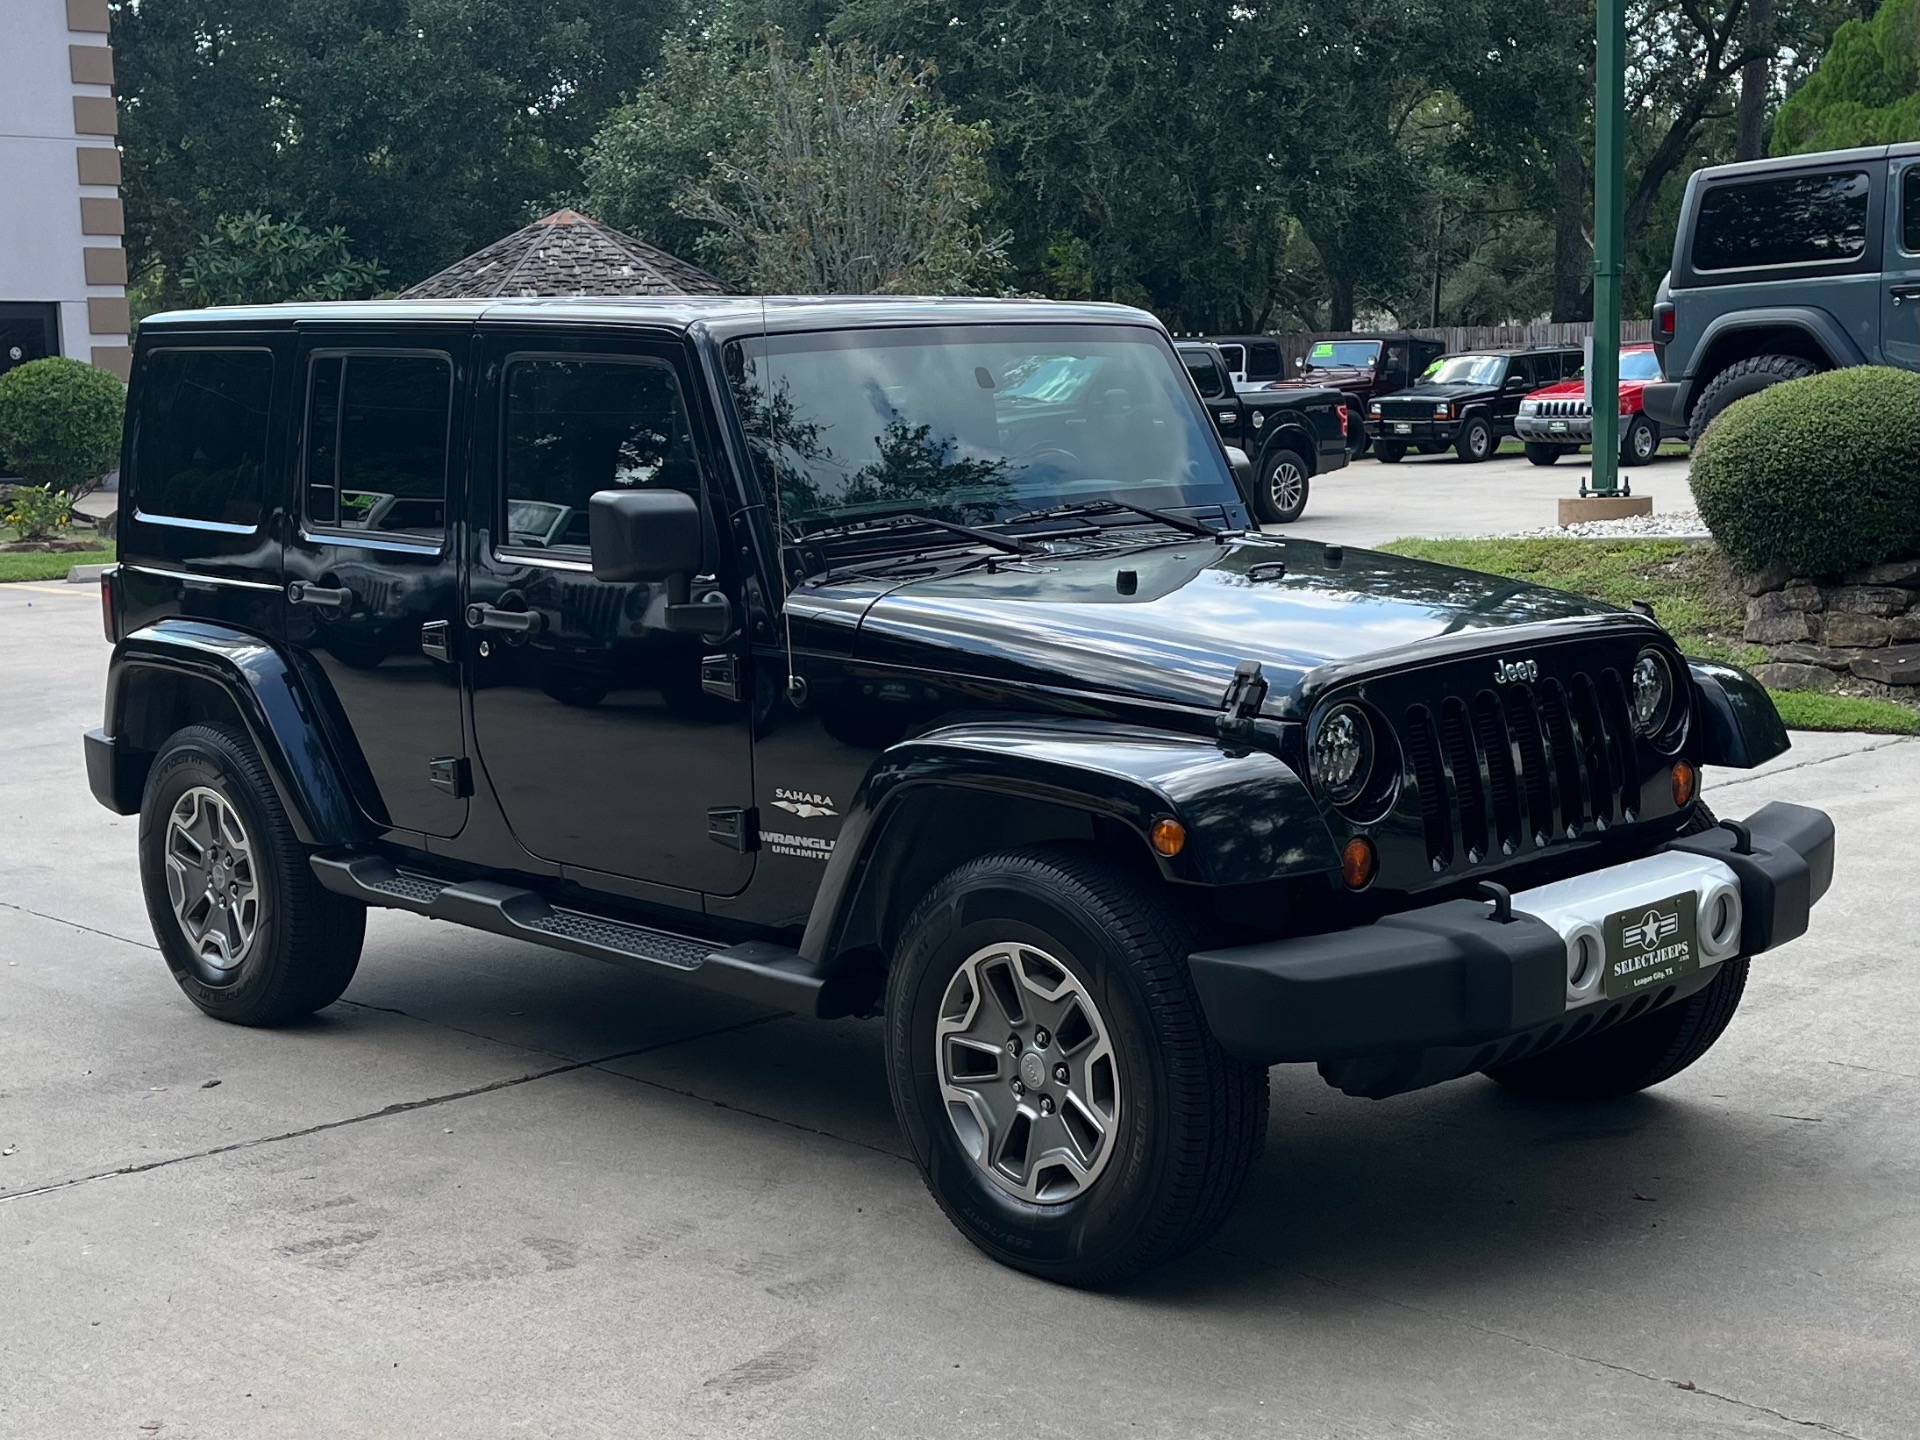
[0,356,126,493]
[1691,366,1920,577]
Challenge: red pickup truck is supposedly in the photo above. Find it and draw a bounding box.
[1514,343,1671,466]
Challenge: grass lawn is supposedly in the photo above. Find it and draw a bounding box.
[0,543,115,584]
[1379,536,1918,736]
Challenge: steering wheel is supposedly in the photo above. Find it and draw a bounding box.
[1018,444,1082,471]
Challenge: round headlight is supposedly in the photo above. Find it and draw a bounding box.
[1630,649,1673,736]
[1311,703,1375,804]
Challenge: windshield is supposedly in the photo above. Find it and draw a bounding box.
[1305,340,1380,369]
[1566,349,1665,384]
[1425,355,1506,386]
[726,324,1241,557]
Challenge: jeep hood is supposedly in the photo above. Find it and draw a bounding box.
[842,536,1628,715]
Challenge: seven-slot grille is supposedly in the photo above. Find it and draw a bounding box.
[1529,397,1591,418]
[1399,669,1642,872]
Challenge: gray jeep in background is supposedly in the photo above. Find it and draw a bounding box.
[1645,141,1920,445]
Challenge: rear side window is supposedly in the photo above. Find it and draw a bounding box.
[1245,342,1282,381]
[1903,168,1919,253]
[133,348,273,528]
[1181,352,1225,398]
[303,353,452,541]
[500,357,701,555]
[1692,170,1870,272]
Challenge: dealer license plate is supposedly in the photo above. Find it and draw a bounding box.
[1392,423,1413,434]
[1602,891,1700,1000]
[1548,420,1568,432]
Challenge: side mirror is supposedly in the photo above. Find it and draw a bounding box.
[589,489,703,583]
[1293,356,1306,369]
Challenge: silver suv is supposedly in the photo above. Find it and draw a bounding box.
[1644,142,1920,445]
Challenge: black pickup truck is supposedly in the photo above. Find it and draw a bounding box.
[1177,341,1348,522]
[86,296,1831,1287]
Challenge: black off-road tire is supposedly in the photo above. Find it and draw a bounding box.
[1687,354,1820,447]
[1482,959,1749,1101]
[1620,412,1659,466]
[1455,414,1495,462]
[1524,442,1564,466]
[1347,413,1370,458]
[1375,440,1407,463]
[1252,445,1310,524]
[885,846,1270,1287]
[139,723,366,1026]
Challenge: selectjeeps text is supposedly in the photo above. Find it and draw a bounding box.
[86,297,1834,1285]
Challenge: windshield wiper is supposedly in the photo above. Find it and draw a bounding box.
[1001,498,1225,538]
[797,512,1045,556]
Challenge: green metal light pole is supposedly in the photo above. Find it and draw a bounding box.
[1589,0,1626,497]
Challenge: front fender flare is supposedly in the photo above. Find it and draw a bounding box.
[1687,657,1789,769]
[799,718,1341,964]
[105,620,369,846]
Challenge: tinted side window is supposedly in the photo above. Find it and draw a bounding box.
[1692,170,1871,271]
[501,357,700,554]
[133,348,273,527]
[1246,342,1282,381]
[1182,353,1225,398]
[1903,168,1919,253]
[304,353,451,540]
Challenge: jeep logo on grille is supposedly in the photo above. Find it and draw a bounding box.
[1493,657,1539,685]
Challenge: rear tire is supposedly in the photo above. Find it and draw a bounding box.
[885,846,1269,1286]
[1524,442,1563,466]
[1687,354,1819,447]
[1455,415,1494,462]
[1252,446,1310,524]
[1483,959,1748,1100]
[139,723,366,1026]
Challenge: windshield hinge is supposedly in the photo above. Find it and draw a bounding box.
[1216,661,1271,756]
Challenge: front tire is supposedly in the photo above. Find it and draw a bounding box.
[1484,959,1748,1100]
[1252,446,1310,524]
[1620,412,1659,466]
[885,847,1269,1286]
[1455,415,1494,462]
[139,723,366,1026]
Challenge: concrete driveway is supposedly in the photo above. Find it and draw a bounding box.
[3,580,1917,1439]
[1289,449,1697,548]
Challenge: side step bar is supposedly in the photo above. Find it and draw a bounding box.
[311,854,836,1016]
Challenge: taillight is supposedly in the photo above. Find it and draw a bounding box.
[1337,404,1350,436]
[100,567,118,644]
[1654,303,1675,342]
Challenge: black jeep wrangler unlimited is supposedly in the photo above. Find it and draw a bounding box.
[86,297,1833,1286]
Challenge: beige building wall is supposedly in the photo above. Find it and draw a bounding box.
[0,0,129,379]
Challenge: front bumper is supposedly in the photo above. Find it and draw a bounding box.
[1371,415,1458,445]
[1187,801,1833,1097]
[1515,413,1595,444]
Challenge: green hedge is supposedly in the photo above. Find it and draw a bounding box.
[0,356,126,492]
[1692,366,1920,576]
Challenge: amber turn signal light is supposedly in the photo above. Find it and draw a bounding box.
[1341,836,1377,890]
[1150,817,1187,857]
[1672,759,1698,808]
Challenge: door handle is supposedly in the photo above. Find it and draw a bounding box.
[465,603,544,635]
[287,580,352,614]
[1891,284,1920,304]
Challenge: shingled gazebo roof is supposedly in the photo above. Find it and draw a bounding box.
[399,209,731,300]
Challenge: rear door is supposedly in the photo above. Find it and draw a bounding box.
[1884,157,1920,371]
[284,328,470,838]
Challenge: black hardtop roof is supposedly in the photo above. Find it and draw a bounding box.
[1440,344,1584,358]
[136,295,1164,344]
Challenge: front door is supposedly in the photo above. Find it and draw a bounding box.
[283,329,470,838]
[1884,158,1920,372]
[465,331,754,895]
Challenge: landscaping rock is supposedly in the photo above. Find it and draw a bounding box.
[1821,612,1893,648]
[1741,563,1795,596]
[1827,585,1913,617]
[1844,559,1920,587]
[1771,643,1860,670]
[1744,610,1819,645]
[1849,646,1920,686]
[1890,613,1920,643]
[1752,662,1837,691]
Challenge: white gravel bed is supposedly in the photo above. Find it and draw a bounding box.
[1498,507,1711,540]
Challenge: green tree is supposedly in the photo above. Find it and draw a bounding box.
[179,213,386,306]
[0,358,126,495]
[1772,0,1919,152]
[111,0,672,299]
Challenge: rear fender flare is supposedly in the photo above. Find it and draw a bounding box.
[1256,423,1320,475]
[799,718,1341,967]
[106,620,369,846]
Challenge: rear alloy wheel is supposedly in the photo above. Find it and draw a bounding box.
[1253,446,1310,524]
[1455,415,1494,462]
[1620,412,1659,466]
[886,846,1269,1286]
[1523,442,1563,466]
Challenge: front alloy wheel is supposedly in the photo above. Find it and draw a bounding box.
[937,941,1121,1203]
